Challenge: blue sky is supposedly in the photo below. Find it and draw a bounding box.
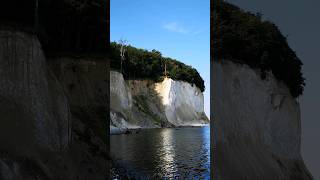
[111,0,210,117]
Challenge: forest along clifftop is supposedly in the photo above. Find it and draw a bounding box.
[213,1,305,98]
[0,1,109,179]
[211,1,313,180]
[110,44,209,134]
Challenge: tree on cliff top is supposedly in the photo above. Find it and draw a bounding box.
[213,1,305,97]
[110,42,205,92]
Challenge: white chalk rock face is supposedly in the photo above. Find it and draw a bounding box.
[212,60,313,180]
[110,71,132,113]
[110,71,137,131]
[155,78,208,126]
[110,71,208,131]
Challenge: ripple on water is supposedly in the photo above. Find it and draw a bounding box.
[110,126,210,179]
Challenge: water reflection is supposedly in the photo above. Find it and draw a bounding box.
[158,129,178,178]
[110,126,210,179]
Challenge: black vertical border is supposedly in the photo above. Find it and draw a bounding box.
[105,0,111,179]
[210,0,220,179]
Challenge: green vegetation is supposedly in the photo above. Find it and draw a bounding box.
[110,42,205,92]
[213,2,305,97]
[134,95,163,124]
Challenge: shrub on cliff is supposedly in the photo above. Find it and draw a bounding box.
[110,42,205,92]
[212,2,305,97]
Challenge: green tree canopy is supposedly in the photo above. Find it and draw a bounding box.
[213,2,305,97]
[110,42,205,92]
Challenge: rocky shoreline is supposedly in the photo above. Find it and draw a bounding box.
[110,124,209,135]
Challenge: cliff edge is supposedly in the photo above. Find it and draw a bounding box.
[0,1,109,179]
[212,2,312,179]
[110,71,209,134]
[0,28,108,180]
[212,60,313,180]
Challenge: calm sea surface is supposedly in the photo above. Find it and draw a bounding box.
[110,126,210,179]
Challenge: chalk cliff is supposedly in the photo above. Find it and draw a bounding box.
[0,29,108,180]
[0,0,109,179]
[212,60,313,180]
[110,71,209,133]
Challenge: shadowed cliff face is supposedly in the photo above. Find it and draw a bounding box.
[212,60,313,180]
[48,56,109,148]
[110,71,169,131]
[0,0,109,179]
[0,28,108,180]
[0,30,71,152]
